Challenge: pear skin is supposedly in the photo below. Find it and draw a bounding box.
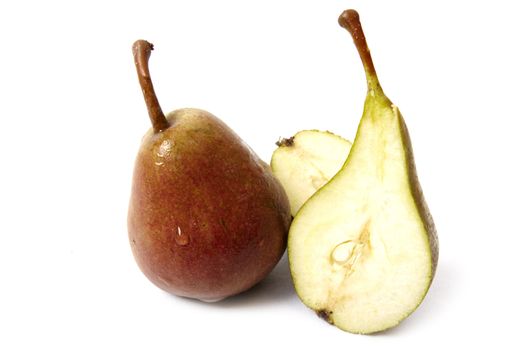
[128,40,291,302]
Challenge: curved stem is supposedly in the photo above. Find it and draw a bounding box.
[132,40,169,133]
[338,10,382,94]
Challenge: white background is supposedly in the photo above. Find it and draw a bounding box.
[1,0,524,348]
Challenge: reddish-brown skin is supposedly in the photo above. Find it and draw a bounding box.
[128,109,291,301]
[128,40,290,301]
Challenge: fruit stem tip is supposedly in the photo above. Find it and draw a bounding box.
[132,39,169,133]
[338,10,381,92]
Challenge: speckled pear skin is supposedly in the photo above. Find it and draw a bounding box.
[128,108,291,302]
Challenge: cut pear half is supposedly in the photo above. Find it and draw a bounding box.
[271,130,352,216]
[288,10,438,334]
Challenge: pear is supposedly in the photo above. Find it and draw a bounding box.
[288,10,438,334]
[271,130,351,216]
[128,40,291,302]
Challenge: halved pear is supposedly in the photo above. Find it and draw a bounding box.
[271,130,352,216]
[288,10,438,334]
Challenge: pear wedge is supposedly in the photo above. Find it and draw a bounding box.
[288,10,438,334]
[271,130,352,216]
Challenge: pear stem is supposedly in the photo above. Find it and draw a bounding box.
[338,10,382,94]
[132,40,169,133]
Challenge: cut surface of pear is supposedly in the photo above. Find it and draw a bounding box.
[271,130,351,216]
[288,10,438,334]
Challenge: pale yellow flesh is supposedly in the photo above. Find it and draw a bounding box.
[288,97,433,334]
[271,131,352,216]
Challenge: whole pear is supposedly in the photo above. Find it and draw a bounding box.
[128,40,291,302]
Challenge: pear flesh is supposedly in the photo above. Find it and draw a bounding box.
[288,10,438,334]
[271,130,351,216]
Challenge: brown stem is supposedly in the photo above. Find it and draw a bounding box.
[132,40,169,133]
[338,10,382,93]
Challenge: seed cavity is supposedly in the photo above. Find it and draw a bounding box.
[330,220,371,270]
[331,240,361,265]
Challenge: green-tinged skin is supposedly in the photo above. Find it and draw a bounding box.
[270,130,352,216]
[288,10,438,334]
